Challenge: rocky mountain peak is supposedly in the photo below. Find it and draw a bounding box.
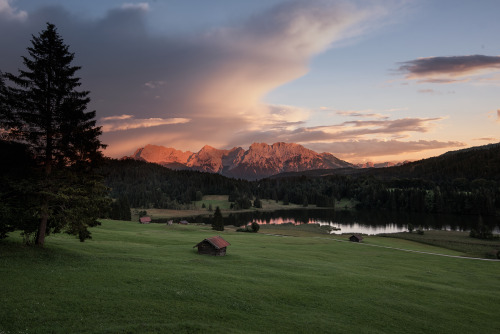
[127,142,354,180]
[128,144,193,165]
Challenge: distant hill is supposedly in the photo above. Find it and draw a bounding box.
[369,142,500,181]
[271,142,500,182]
[125,142,354,180]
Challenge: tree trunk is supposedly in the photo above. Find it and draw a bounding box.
[36,199,49,246]
[36,158,52,247]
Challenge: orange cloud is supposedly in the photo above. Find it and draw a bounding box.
[100,115,190,132]
[306,139,466,161]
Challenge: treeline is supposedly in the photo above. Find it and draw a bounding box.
[345,177,498,216]
[102,157,500,217]
[100,159,252,209]
[257,175,499,216]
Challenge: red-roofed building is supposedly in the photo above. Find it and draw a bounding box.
[194,236,230,256]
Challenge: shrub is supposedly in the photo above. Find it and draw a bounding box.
[236,222,260,233]
[408,223,414,233]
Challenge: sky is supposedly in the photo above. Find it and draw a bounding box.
[1,0,499,163]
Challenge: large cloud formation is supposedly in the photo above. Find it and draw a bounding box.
[0,0,463,161]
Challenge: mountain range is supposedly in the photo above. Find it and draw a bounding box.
[125,142,354,180]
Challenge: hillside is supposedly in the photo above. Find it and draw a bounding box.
[271,142,500,182]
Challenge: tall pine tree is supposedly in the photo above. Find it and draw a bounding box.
[2,23,108,246]
[212,206,224,231]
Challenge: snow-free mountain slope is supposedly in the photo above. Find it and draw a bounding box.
[126,142,354,180]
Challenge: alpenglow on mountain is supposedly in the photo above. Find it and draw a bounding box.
[126,142,354,180]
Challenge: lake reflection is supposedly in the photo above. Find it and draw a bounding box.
[211,209,500,235]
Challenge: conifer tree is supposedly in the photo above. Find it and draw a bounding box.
[2,23,108,246]
[212,206,224,231]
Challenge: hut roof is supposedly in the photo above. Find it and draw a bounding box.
[350,234,363,241]
[139,216,151,223]
[194,236,230,249]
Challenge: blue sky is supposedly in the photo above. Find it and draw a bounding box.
[1,0,499,162]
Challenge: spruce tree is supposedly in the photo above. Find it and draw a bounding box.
[212,206,224,231]
[2,23,108,246]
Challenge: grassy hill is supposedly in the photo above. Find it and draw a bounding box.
[1,221,499,333]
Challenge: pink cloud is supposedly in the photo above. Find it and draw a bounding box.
[306,139,466,160]
[100,116,190,132]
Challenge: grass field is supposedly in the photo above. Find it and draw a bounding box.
[132,195,330,221]
[379,230,500,259]
[1,220,499,333]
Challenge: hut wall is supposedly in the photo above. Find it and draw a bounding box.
[197,241,227,256]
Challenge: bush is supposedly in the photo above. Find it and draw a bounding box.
[236,222,260,233]
[408,223,414,233]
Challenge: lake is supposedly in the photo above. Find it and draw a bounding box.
[198,209,500,235]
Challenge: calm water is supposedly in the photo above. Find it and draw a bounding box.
[198,209,500,235]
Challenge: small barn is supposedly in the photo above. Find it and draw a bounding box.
[139,216,151,224]
[194,236,230,256]
[349,234,363,242]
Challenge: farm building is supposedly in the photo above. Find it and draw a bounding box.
[349,234,363,242]
[194,236,230,256]
[179,220,189,225]
[139,216,151,224]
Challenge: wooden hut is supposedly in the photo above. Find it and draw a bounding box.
[139,216,151,224]
[349,234,363,242]
[194,236,230,256]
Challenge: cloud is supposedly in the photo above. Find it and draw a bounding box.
[144,81,165,89]
[0,0,27,21]
[417,88,455,95]
[121,3,149,12]
[306,139,466,160]
[474,137,498,142]
[230,116,445,149]
[0,1,402,158]
[100,115,190,132]
[335,109,389,119]
[101,114,134,121]
[398,55,500,83]
[486,110,500,123]
[338,117,443,134]
[418,89,434,94]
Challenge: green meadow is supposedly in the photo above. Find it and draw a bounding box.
[1,220,499,334]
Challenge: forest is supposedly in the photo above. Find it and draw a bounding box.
[102,142,500,218]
